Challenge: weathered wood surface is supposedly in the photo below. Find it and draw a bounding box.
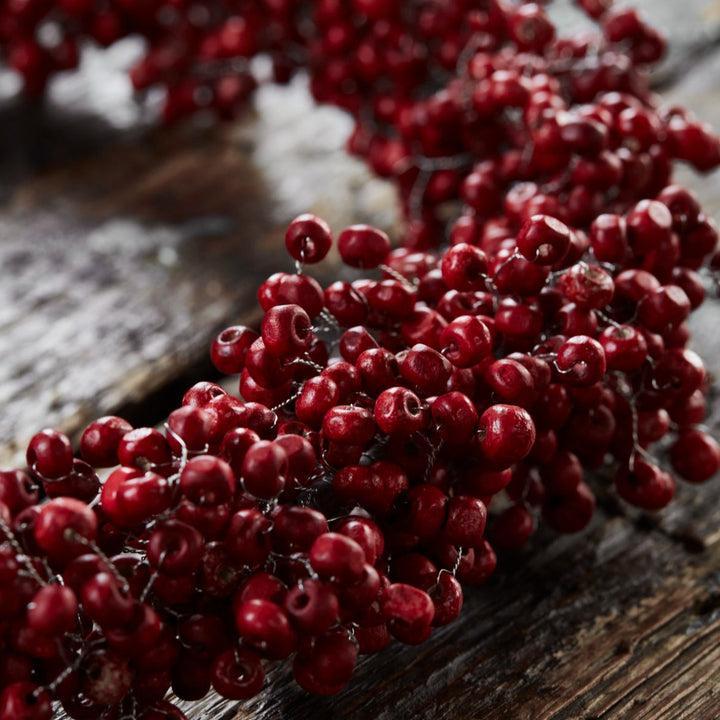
[0,3,719,719]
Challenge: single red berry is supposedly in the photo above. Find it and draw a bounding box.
[439,315,492,368]
[292,630,358,695]
[670,430,720,483]
[441,243,489,291]
[337,224,390,268]
[26,429,73,479]
[80,416,133,467]
[310,532,366,584]
[556,336,606,387]
[285,213,333,264]
[211,326,259,375]
[374,386,427,436]
[516,215,572,265]
[599,325,648,372]
[180,455,236,506]
[615,458,676,509]
[476,404,536,467]
[235,598,297,659]
[211,647,265,700]
[261,304,313,358]
[241,440,288,499]
[34,497,97,564]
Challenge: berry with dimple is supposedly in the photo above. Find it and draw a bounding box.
[211,326,259,375]
[556,336,606,387]
[34,497,98,563]
[516,215,572,265]
[285,213,333,264]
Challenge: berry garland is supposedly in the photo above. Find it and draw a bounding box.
[1,1,720,719]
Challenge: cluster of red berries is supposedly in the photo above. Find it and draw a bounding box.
[3,1,720,235]
[0,200,718,717]
[1,0,720,718]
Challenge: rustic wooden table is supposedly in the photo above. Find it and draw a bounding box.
[2,2,720,719]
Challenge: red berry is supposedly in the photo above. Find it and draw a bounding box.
[285,213,333,264]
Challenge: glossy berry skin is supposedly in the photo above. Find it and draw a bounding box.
[590,213,628,263]
[322,406,376,445]
[440,315,492,367]
[559,263,614,310]
[80,572,135,629]
[285,213,333,264]
[615,458,676,509]
[117,427,172,469]
[261,304,313,358]
[637,285,691,332]
[337,225,390,268]
[441,243,489,291]
[0,470,39,516]
[166,406,213,454]
[284,578,339,634]
[241,441,288,499]
[211,647,265,700]
[556,336,607,386]
[651,348,705,399]
[26,429,73,479]
[258,272,325,321]
[34,497,97,563]
[670,430,720,483]
[235,599,297,659]
[626,199,673,254]
[381,583,434,626]
[309,533,366,584]
[324,282,370,327]
[80,416,133,467]
[180,455,236,506]
[225,509,273,567]
[476,404,536,467]
[431,392,478,446]
[27,584,78,636]
[146,520,204,577]
[516,215,572,265]
[211,326,259,375]
[599,325,648,372]
[101,466,171,527]
[399,344,454,396]
[296,376,340,428]
[0,682,52,720]
[245,338,296,388]
[374,387,427,436]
